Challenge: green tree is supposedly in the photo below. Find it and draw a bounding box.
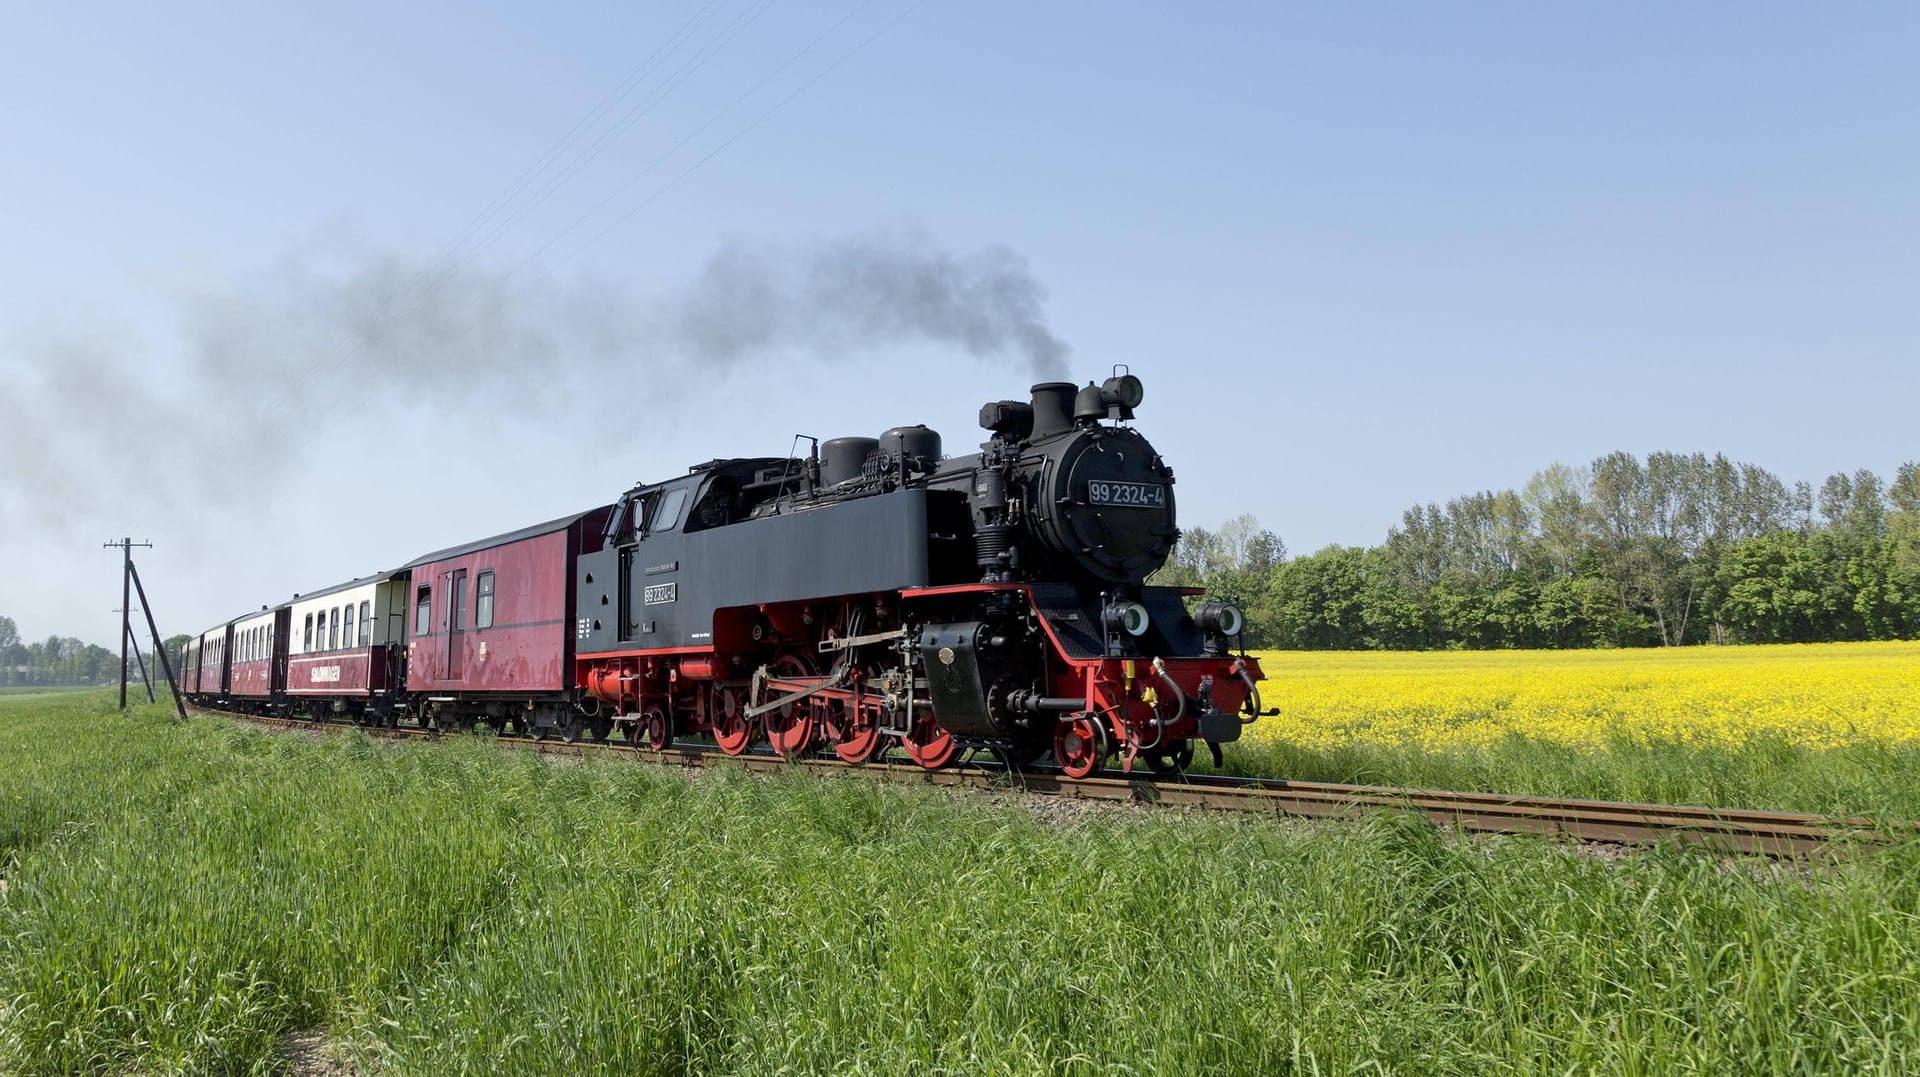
[1714,532,1841,642]
[0,615,18,685]
[1266,546,1370,649]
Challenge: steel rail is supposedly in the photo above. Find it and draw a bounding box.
[194,709,1912,857]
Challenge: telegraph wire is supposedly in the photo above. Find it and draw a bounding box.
[447,0,779,278]
[192,0,930,474]
[422,0,732,274]
[509,0,877,278]
[377,0,740,319]
[198,0,777,452]
[537,0,930,281]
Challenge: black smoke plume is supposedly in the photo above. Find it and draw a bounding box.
[0,227,1071,540]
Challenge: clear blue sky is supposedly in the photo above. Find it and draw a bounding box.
[2,2,1916,643]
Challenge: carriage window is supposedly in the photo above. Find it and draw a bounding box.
[267,625,274,657]
[415,586,431,636]
[476,571,495,629]
[360,601,371,644]
[305,614,314,652]
[330,607,340,650]
[317,611,328,652]
[348,604,360,648]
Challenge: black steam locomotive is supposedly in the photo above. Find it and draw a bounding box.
[184,373,1264,779]
[573,373,1264,776]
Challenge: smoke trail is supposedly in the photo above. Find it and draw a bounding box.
[0,228,1072,539]
[677,228,1071,379]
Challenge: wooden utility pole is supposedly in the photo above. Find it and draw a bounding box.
[125,621,156,703]
[104,537,152,708]
[103,538,185,718]
[128,559,188,719]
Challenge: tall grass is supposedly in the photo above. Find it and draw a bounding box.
[1213,733,1920,819]
[3,693,1920,1074]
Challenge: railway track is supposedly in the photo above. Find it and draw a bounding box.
[201,709,1908,857]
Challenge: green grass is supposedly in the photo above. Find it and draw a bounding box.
[1209,733,1920,820]
[0,685,108,698]
[3,693,1920,1075]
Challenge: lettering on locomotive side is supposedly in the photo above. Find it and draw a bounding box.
[1085,480,1166,508]
[642,582,678,606]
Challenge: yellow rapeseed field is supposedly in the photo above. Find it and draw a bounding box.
[1246,642,1920,752]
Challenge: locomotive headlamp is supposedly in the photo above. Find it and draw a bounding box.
[1101,374,1145,410]
[1197,602,1245,637]
[1106,600,1151,638]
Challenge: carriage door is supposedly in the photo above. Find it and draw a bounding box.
[447,570,468,679]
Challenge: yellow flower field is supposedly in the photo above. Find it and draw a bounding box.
[1246,642,1920,753]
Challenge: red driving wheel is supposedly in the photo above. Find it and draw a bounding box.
[710,685,754,755]
[826,670,884,764]
[763,652,818,761]
[903,711,957,770]
[1054,715,1107,779]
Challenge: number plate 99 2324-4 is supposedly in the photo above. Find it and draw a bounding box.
[1085,481,1166,508]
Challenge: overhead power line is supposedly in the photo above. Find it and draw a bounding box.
[538,0,930,281]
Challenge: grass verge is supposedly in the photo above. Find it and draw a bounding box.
[2,693,1918,1074]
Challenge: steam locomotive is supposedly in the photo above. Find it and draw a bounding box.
[182,374,1264,777]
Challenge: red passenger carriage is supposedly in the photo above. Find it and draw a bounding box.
[284,574,411,722]
[403,510,610,736]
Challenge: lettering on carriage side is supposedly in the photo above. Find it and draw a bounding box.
[312,666,342,683]
[642,582,677,606]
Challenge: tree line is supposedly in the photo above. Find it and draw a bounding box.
[0,615,193,687]
[1153,454,1920,649]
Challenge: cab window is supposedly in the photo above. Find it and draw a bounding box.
[636,486,689,537]
[655,487,688,531]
